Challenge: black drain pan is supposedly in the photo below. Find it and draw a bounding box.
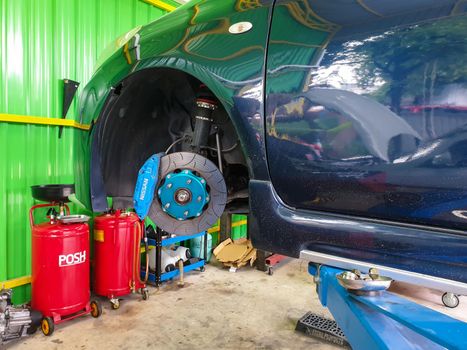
[31,184,75,203]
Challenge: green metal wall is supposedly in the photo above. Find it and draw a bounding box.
[231,215,248,240]
[0,0,169,303]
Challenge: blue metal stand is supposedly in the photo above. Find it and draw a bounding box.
[308,264,467,350]
[144,231,206,286]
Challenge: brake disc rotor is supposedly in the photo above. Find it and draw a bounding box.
[148,152,227,235]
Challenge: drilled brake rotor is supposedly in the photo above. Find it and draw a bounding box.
[148,152,227,235]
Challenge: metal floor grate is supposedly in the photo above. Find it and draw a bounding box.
[296,312,350,348]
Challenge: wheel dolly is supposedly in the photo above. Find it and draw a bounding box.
[298,263,467,349]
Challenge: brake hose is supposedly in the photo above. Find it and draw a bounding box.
[142,220,149,283]
[133,220,149,287]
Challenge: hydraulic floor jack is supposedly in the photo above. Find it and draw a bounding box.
[298,263,467,349]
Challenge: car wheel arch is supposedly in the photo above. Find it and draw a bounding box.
[89,66,251,211]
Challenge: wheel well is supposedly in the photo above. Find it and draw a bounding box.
[94,67,249,212]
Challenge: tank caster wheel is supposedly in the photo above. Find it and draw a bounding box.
[90,300,102,318]
[28,309,42,334]
[41,317,54,336]
[142,288,149,301]
[200,266,206,272]
[110,299,120,310]
[442,292,460,308]
[267,267,273,276]
[27,325,38,335]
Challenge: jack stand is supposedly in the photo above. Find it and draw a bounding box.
[300,263,467,349]
[265,254,286,275]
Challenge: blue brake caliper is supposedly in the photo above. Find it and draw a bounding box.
[133,153,163,220]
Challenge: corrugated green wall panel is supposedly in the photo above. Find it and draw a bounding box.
[231,214,248,240]
[0,0,167,117]
[0,0,169,304]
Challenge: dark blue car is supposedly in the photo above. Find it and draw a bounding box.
[77,0,467,294]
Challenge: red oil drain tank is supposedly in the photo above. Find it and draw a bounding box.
[30,203,101,336]
[93,211,149,309]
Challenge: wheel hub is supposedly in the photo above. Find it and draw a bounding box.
[174,189,191,205]
[158,170,209,221]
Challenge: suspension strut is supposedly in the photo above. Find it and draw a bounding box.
[191,86,218,152]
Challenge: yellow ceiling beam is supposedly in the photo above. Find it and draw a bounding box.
[143,0,177,12]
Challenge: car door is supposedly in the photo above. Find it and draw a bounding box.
[265,0,467,232]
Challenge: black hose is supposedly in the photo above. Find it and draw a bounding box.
[202,141,239,153]
[165,136,187,154]
[215,132,223,174]
[166,135,238,155]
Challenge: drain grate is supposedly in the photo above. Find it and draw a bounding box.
[296,312,350,348]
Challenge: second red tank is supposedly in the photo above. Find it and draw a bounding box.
[93,210,149,309]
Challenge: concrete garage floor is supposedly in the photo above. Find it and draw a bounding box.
[7,258,466,350]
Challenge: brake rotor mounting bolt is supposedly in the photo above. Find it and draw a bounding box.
[184,211,189,216]
[186,179,192,184]
[197,196,202,202]
[196,212,201,217]
[206,196,210,202]
[183,170,189,174]
[167,174,171,179]
[201,179,205,184]
[165,203,171,209]
[167,183,172,189]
